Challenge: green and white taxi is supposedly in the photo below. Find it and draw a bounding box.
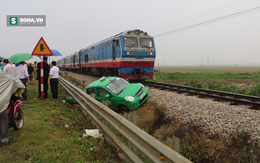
[85,77,149,111]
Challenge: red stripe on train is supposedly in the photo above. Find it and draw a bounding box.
[61,61,154,69]
[119,72,154,79]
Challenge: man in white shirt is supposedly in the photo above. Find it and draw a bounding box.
[48,61,59,99]
[3,59,16,77]
[15,61,31,100]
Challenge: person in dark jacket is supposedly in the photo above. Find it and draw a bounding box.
[27,61,34,83]
[37,57,49,98]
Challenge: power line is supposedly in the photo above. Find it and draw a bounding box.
[149,0,250,33]
[154,5,260,37]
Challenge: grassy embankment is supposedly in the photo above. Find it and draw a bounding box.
[142,70,260,162]
[62,72,260,163]
[0,81,121,163]
[137,102,260,163]
[150,71,260,96]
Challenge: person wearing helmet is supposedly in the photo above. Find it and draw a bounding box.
[27,61,34,83]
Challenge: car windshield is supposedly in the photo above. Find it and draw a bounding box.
[106,78,129,95]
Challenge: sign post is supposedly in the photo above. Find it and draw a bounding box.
[31,37,53,99]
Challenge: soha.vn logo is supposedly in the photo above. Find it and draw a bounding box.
[9,17,18,25]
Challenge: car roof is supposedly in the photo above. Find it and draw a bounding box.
[86,76,118,88]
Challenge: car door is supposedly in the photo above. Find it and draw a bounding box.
[95,87,109,101]
[86,87,96,96]
[86,87,105,102]
[96,87,119,110]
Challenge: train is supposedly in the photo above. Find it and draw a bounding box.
[57,29,156,79]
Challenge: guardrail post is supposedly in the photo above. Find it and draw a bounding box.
[132,111,137,125]
[123,111,137,125]
[104,119,109,127]
[123,111,137,150]
[165,136,180,153]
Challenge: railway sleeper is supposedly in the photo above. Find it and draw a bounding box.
[250,105,260,110]
[197,94,210,98]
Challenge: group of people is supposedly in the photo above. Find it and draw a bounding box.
[2,59,31,100]
[0,57,59,100]
[0,56,59,146]
[38,57,59,99]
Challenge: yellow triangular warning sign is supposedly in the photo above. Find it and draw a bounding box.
[31,37,53,56]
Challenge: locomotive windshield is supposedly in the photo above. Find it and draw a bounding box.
[124,37,138,47]
[140,38,153,48]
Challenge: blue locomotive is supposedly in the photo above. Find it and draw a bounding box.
[57,29,156,79]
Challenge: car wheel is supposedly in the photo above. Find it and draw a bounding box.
[119,106,129,113]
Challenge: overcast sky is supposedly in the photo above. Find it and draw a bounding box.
[1,0,260,66]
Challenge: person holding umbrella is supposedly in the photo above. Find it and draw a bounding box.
[8,53,33,73]
[15,61,31,100]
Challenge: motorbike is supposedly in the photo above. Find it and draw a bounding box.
[0,71,25,131]
[5,94,24,130]
[6,94,24,130]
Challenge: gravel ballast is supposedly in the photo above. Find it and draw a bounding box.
[61,71,260,140]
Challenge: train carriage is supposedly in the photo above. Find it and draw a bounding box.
[58,29,156,79]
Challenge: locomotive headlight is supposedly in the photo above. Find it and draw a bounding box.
[134,29,141,35]
[125,96,135,101]
[147,52,153,55]
[127,51,133,55]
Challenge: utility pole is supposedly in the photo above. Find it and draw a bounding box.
[207,56,209,66]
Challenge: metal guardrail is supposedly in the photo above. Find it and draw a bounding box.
[59,77,191,163]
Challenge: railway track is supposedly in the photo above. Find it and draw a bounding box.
[139,80,260,110]
[62,70,260,109]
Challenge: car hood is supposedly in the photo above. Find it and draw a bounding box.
[118,83,142,97]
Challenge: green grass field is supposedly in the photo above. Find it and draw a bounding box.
[0,82,121,163]
[158,66,260,73]
[149,66,260,96]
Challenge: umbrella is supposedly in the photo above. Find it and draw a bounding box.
[38,49,62,58]
[8,53,34,63]
[46,49,62,64]
[50,49,62,56]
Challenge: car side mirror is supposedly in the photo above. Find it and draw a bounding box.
[105,94,111,98]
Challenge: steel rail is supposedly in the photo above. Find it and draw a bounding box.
[141,81,260,109]
[59,77,191,163]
